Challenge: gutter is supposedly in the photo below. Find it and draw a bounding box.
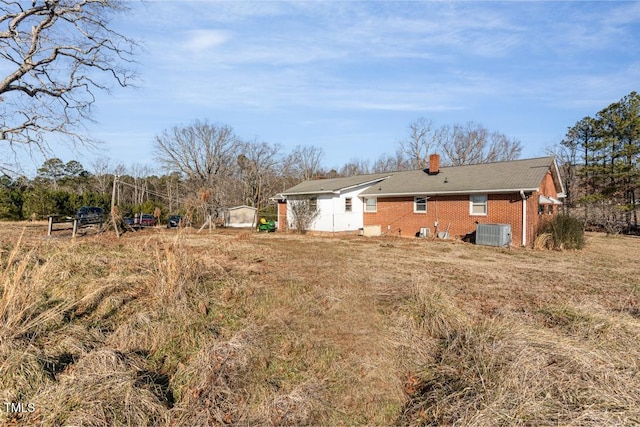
[278,190,338,197]
[520,190,527,247]
[361,188,540,198]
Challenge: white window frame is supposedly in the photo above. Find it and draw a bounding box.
[364,197,377,213]
[309,197,317,211]
[414,196,427,213]
[470,194,488,216]
[345,197,352,212]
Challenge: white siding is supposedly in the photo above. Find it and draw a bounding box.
[286,184,372,232]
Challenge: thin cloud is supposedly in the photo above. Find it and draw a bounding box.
[68,1,640,170]
[183,29,231,52]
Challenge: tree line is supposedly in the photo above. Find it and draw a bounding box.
[1,95,637,233]
[557,91,640,233]
[0,118,521,223]
[0,96,640,232]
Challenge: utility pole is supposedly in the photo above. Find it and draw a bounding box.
[254,174,262,230]
[111,175,120,238]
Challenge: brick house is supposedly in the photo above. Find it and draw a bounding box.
[274,155,565,246]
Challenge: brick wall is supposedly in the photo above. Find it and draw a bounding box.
[533,171,561,219]
[277,200,287,231]
[286,170,562,246]
[363,193,535,245]
[539,171,557,197]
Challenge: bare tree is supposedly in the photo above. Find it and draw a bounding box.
[0,0,137,154]
[441,122,487,166]
[154,120,240,215]
[372,149,409,172]
[128,163,153,206]
[90,157,112,195]
[237,139,282,208]
[339,157,371,176]
[284,145,324,181]
[546,142,577,213]
[440,122,522,166]
[486,130,522,162]
[398,117,444,169]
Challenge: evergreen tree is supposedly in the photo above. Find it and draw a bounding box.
[595,92,640,227]
[562,92,640,232]
[0,175,25,220]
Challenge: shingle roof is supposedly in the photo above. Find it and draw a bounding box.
[278,172,392,196]
[278,157,561,198]
[360,156,559,196]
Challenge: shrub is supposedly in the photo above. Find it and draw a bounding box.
[288,200,320,234]
[536,214,585,250]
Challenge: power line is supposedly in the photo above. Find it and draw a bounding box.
[117,179,186,203]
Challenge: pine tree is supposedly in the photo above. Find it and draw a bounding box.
[562,92,640,232]
[595,92,640,228]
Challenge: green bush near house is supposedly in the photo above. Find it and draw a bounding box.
[537,214,585,250]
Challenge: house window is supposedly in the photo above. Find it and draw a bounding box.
[309,197,317,211]
[345,198,352,212]
[539,204,554,215]
[414,196,427,213]
[364,198,377,212]
[470,194,487,216]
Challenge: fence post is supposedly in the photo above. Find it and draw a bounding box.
[72,219,78,238]
[47,216,53,236]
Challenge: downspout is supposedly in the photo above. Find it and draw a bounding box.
[332,210,335,233]
[332,197,336,233]
[434,196,439,236]
[520,190,527,247]
[277,199,281,231]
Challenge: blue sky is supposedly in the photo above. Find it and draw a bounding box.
[25,1,640,173]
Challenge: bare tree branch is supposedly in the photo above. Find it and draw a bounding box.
[397,117,443,169]
[284,145,324,181]
[0,0,138,156]
[440,121,522,166]
[154,120,241,214]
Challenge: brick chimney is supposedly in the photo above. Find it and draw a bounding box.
[428,154,440,175]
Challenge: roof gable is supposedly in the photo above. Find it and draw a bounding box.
[279,172,392,196]
[227,205,257,211]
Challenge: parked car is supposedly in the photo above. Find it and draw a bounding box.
[124,217,135,226]
[76,206,104,225]
[167,215,181,228]
[140,214,156,227]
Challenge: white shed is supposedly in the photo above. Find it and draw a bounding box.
[224,205,257,228]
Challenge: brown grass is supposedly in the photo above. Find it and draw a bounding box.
[0,222,639,425]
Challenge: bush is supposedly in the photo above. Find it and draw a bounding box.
[288,200,320,234]
[536,214,585,250]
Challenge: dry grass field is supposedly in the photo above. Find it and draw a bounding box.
[1,221,639,426]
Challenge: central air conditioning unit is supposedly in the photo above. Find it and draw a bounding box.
[476,223,511,247]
